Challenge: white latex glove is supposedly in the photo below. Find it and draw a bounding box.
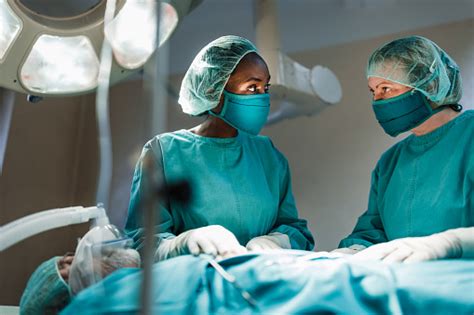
[246,232,291,251]
[331,244,366,255]
[351,227,474,264]
[155,225,247,261]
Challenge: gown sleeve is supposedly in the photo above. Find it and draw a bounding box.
[339,165,388,248]
[269,146,315,250]
[124,137,176,253]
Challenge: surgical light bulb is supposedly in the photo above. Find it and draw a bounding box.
[105,0,178,69]
[0,0,22,61]
[20,35,99,94]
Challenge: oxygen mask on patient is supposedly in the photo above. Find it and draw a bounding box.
[69,224,141,295]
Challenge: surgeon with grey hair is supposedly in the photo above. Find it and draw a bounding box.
[336,36,474,263]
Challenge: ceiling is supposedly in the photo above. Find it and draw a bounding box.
[167,0,474,74]
[14,0,474,75]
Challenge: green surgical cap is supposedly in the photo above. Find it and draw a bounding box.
[178,35,258,115]
[20,257,71,315]
[367,36,462,107]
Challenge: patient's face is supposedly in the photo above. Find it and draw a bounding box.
[96,248,141,277]
[58,253,74,281]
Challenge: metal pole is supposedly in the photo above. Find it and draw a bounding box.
[0,88,15,175]
[141,1,166,314]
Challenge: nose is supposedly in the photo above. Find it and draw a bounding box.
[373,91,383,101]
[259,85,269,94]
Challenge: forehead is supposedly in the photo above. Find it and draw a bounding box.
[231,53,270,79]
[368,76,387,88]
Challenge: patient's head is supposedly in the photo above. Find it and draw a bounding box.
[68,225,141,295]
[21,225,141,313]
[69,246,141,295]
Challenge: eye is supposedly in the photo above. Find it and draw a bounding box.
[382,86,391,93]
[247,84,257,93]
[264,83,271,93]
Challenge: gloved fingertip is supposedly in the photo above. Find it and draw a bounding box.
[188,243,200,256]
[204,248,217,257]
[240,248,248,254]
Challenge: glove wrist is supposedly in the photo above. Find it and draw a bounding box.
[440,227,474,259]
[267,232,291,249]
[155,231,192,261]
[433,231,461,259]
[246,232,291,250]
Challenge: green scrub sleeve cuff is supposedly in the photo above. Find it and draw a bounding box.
[271,223,315,251]
[339,238,375,249]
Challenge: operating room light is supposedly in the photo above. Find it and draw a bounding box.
[105,0,178,69]
[0,0,22,61]
[20,35,100,94]
[0,0,201,96]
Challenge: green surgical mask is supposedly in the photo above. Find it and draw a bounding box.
[372,90,444,137]
[209,90,270,135]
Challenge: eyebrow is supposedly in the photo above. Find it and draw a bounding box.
[244,75,271,83]
[368,81,391,90]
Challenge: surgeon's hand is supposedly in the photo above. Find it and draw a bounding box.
[156,225,246,260]
[351,232,462,264]
[246,232,291,251]
[186,225,247,256]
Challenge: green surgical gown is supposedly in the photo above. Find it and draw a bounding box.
[125,129,314,252]
[340,110,474,248]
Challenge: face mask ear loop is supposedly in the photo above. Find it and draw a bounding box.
[208,96,228,119]
[207,103,239,132]
[419,92,437,113]
[220,91,230,116]
[408,58,438,93]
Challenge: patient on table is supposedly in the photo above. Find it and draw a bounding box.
[20,248,473,315]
